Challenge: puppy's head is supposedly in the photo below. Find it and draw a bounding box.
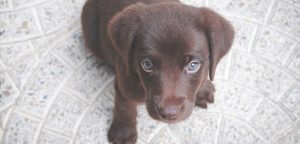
[108,3,234,123]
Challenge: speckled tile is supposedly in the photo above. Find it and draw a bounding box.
[221,116,265,144]
[250,99,293,141]
[214,53,230,80]
[0,0,11,12]
[281,82,300,121]
[74,88,113,144]
[37,130,71,144]
[209,0,273,23]
[281,0,300,7]
[0,9,42,42]
[53,29,90,68]
[0,73,19,111]
[254,28,297,65]
[0,126,3,143]
[169,113,221,144]
[148,127,177,144]
[287,47,300,77]
[180,0,206,7]
[0,42,34,66]
[13,0,45,8]
[9,57,38,89]
[15,53,73,117]
[137,106,164,142]
[229,52,295,101]
[44,91,88,136]
[36,0,84,33]
[230,19,257,52]
[2,112,40,144]
[270,2,300,39]
[276,129,300,144]
[215,82,264,121]
[66,56,113,103]
[0,107,12,129]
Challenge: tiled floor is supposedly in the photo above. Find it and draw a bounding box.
[0,0,299,144]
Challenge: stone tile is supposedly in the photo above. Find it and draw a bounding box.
[281,82,300,121]
[36,0,84,33]
[230,20,257,52]
[0,126,2,142]
[281,0,300,7]
[214,53,230,80]
[0,0,11,12]
[0,73,19,111]
[276,129,300,144]
[287,47,300,77]
[169,113,220,144]
[53,29,90,68]
[0,9,42,42]
[9,57,38,89]
[270,2,300,39]
[209,0,273,23]
[37,130,71,144]
[229,52,295,101]
[180,0,206,7]
[66,56,114,103]
[137,106,164,142]
[74,89,113,144]
[250,100,293,141]
[148,127,177,144]
[2,112,40,144]
[44,91,87,136]
[13,0,45,8]
[15,53,73,117]
[254,28,297,65]
[221,117,265,144]
[215,82,264,121]
[0,107,12,129]
[30,30,66,58]
[0,42,34,66]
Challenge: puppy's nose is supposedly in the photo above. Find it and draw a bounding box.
[158,104,184,121]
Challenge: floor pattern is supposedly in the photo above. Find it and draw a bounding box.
[0,0,299,143]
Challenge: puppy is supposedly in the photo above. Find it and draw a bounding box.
[81,0,234,143]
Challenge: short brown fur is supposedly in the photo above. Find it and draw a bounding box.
[81,0,234,143]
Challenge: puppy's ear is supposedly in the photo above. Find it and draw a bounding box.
[198,8,234,81]
[108,3,145,75]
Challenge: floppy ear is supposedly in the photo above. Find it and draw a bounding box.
[108,3,145,75]
[198,8,234,81]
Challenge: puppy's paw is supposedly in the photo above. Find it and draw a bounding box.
[108,121,137,144]
[195,90,214,108]
[195,80,215,108]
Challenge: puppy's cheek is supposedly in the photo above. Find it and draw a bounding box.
[145,100,160,120]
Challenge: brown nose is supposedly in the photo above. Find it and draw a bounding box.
[157,98,185,121]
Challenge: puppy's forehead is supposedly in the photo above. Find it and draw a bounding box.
[141,27,208,58]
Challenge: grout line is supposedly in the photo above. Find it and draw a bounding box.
[216,113,224,144]
[71,79,114,144]
[32,7,45,36]
[264,0,278,25]
[32,55,76,144]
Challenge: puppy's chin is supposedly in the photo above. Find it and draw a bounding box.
[146,101,194,124]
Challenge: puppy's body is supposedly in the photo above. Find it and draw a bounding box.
[81,0,234,143]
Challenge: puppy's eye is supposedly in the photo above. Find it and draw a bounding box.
[141,58,153,72]
[186,61,201,73]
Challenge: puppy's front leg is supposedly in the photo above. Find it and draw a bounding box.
[195,79,215,108]
[108,86,137,144]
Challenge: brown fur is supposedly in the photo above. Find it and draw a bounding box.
[81,0,234,143]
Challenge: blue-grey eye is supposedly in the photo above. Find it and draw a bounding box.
[186,61,201,73]
[141,58,153,72]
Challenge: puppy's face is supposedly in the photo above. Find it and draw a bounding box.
[132,28,209,122]
[108,3,234,123]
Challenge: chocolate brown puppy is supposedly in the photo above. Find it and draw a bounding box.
[81,0,234,143]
